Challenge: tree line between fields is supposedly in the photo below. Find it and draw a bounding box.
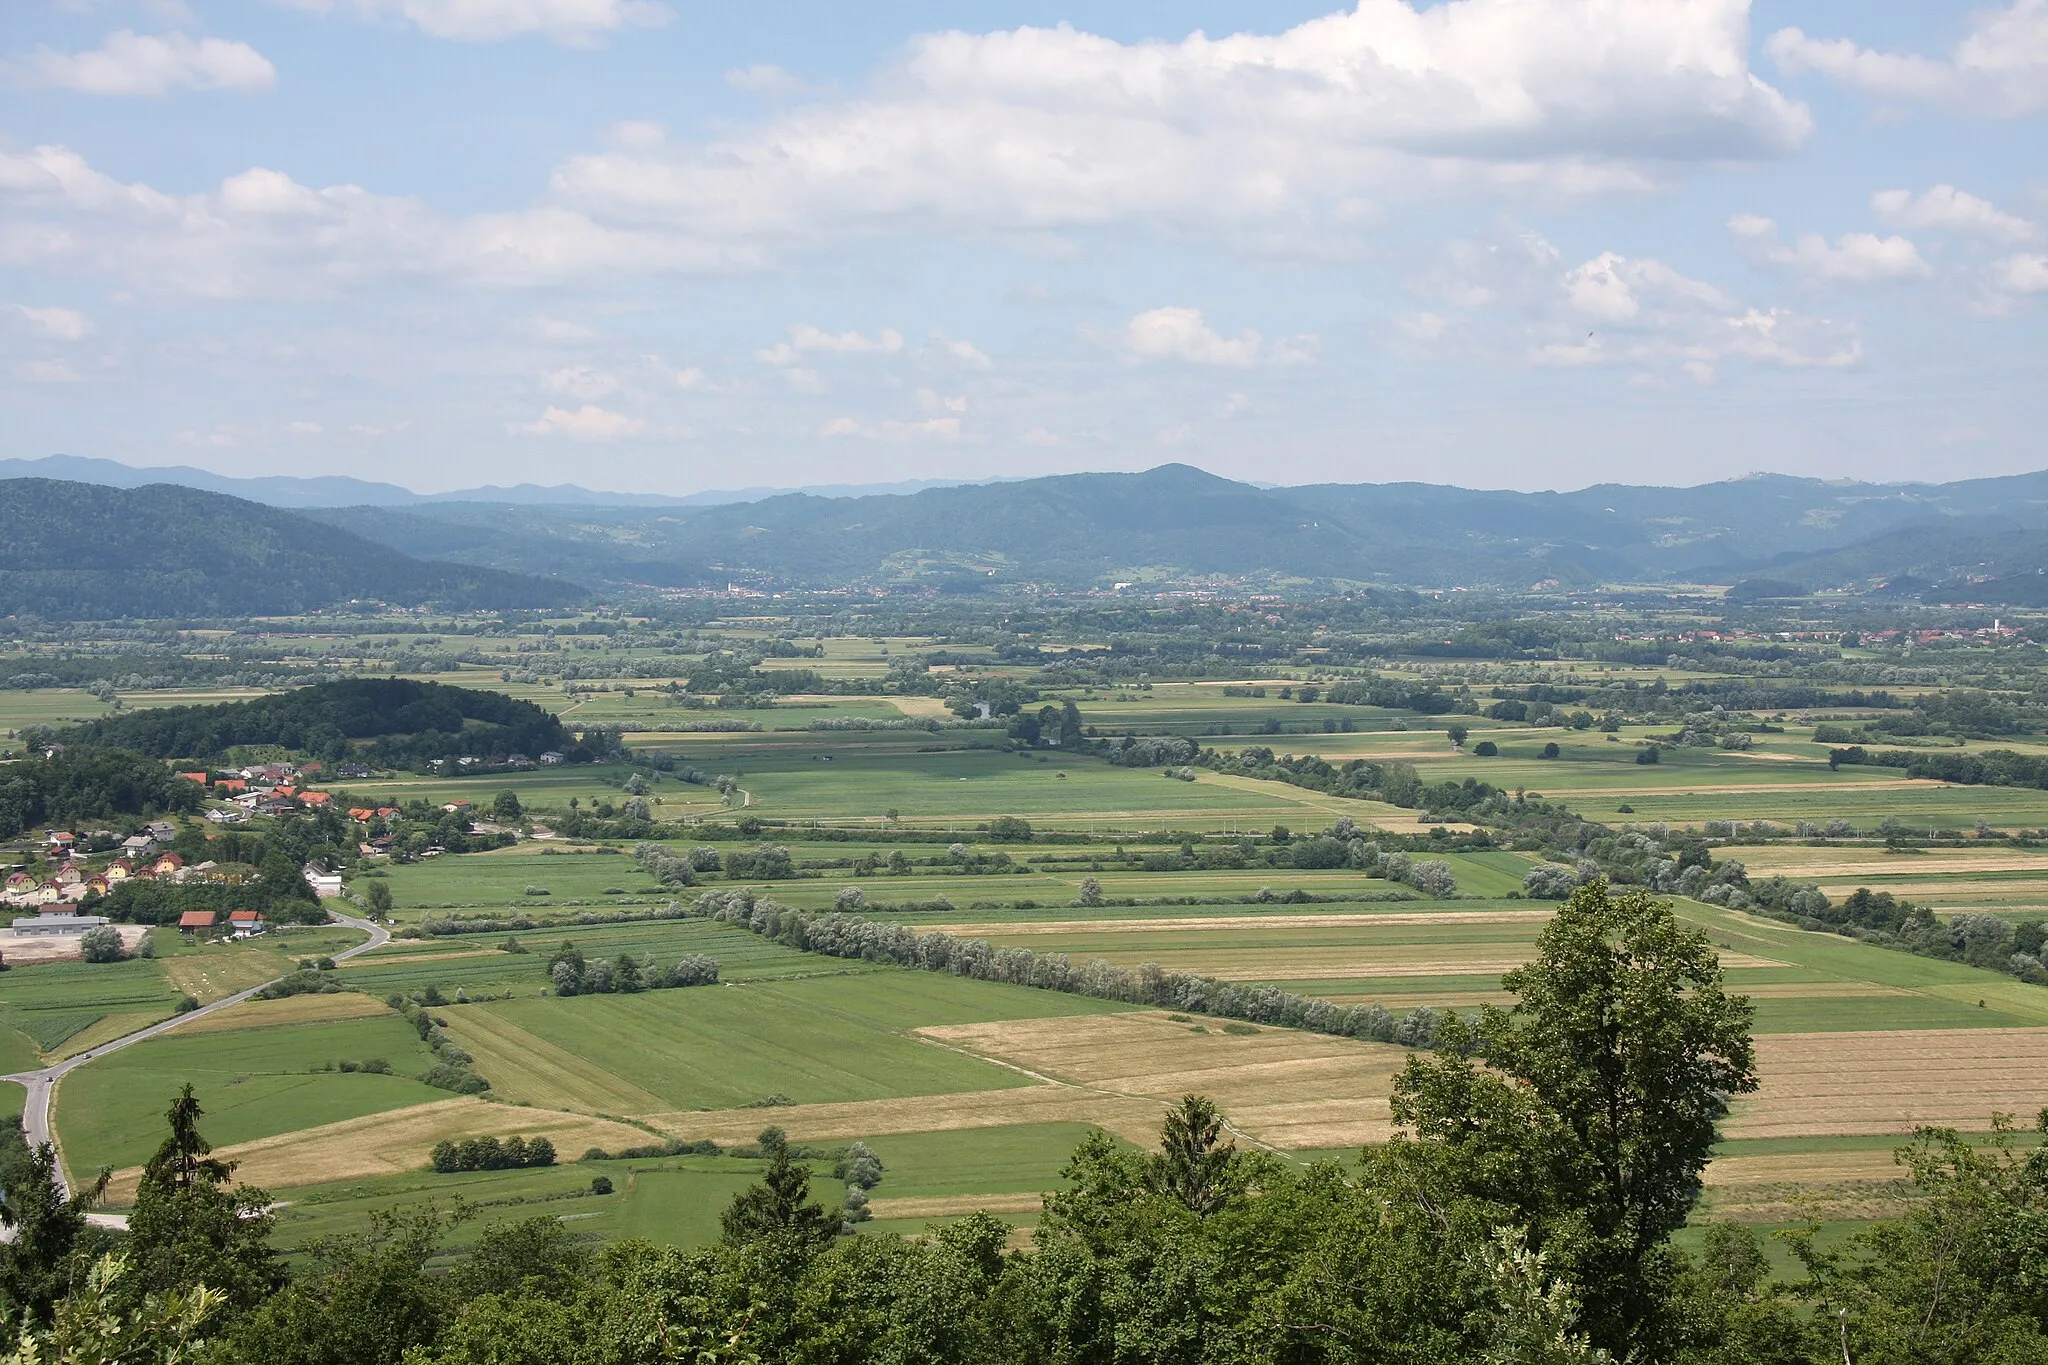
[2,883,2043,1364]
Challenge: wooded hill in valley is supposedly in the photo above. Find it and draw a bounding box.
[57,678,582,767]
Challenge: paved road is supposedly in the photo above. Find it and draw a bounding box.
[2,912,389,1195]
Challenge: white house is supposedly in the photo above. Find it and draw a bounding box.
[302,864,344,898]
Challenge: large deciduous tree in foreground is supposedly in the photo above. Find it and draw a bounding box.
[1389,879,1757,1359]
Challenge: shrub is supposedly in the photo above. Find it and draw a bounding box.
[590,1174,614,1195]
[173,994,200,1014]
[79,925,128,963]
[1472,741,1499,757]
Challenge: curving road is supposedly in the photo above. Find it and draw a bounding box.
[2,912,389,1196]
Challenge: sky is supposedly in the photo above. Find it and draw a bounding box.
[2,1,2045,497]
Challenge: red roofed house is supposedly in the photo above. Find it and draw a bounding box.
[179,771,209,784]
[149,853,184,878]
[178,910,216,936]
[227,909,265,937]
[348,808,376,822]
[47,832,75,849]
[300,791,332,807]
[5,872,36,892]
[52,864,84,887]
[216,779,247,793]
[106,859,132,883]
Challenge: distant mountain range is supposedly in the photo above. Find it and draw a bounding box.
[301,464,2048,599]
[0,455,996,510]
[0,479,580,617]
[12,458,2048,602]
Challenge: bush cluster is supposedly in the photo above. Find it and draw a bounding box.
[544,941,719,995]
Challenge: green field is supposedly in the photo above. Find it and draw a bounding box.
[444,969,1131,1115]
[55,1012,443,1175]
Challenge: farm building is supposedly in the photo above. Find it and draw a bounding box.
[10,914,108,937]
[178,910,217,935]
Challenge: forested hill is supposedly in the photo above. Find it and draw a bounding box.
[0,478,582,616]
[58,678,581,765]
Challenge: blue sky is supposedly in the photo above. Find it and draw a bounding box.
[2,0,2043,495]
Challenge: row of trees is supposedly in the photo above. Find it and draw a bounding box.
[429,1135,557,1173]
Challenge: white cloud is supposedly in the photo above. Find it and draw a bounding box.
[542,364,621,399]
[524,316,597,342]
[641,357,708,390]
[0,4,1817,300]
[1994,255,2048,294]
[917,388,967,413]
[1118,306,1312,367]
[0,144,743,297]
[935,336,992,369]
[756,323,905,364]
[781,367,825,394]
[1871,185,2034,243]
[724,64,810,97]
[1728,215,1929,282]
[1767,1,2048,117]
[549,0,1811,257]
[1120,307,1261,366]
[276,0,670,47]
[1414,229,1860,375]
[821,415,960,440]
[28,29,276,95]
[12,305,94,340]
[512,404,646,440]
[17,360,81,383]
[286,419,322,434]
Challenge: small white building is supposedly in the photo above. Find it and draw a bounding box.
[302,864,344,898]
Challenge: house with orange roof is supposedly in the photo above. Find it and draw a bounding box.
[179,771,209,784]
[227,909,265,937]
[348,808,377,822]
[149,853,184,878]
[178,910,216,936]
[216,778,247,793]
[300,791,332,807]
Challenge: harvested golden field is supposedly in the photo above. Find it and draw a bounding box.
[918,1011,1412,1149]
[1720,846,2048,879]
[172,992,392,1035]
[101,1098,649,1201]
[867,1193,1048,1219]
[1724,1028,2048,1139]
[941,911,1558,938]
[1699,1148,1916,1222]
[441,1009,669,1115]
[645,1088,1164,1147]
